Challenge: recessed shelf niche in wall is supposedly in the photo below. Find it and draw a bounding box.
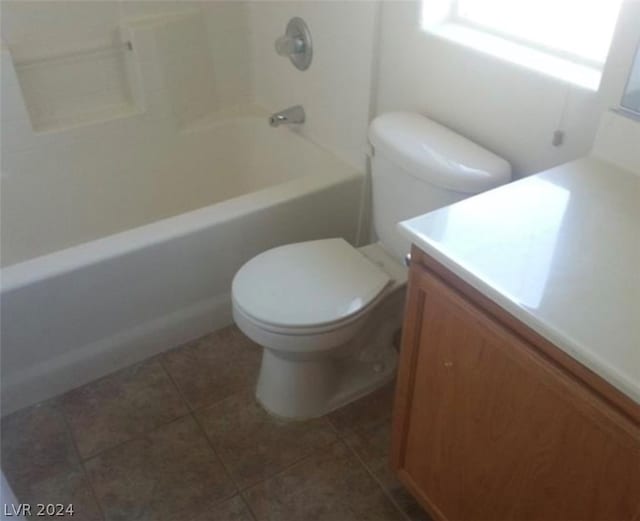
[12,39,140,133]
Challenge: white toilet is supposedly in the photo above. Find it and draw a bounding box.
[232,112,511,419]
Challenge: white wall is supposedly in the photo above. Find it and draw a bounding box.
[1,0,379,266]
[3,0,638,205]
[375,0,640,178]
[0,1,255,266]
[0,1,251,98]
[1,0,378,172]
[124,1,253,109]
[202,1,253,108]
[0,1,252,123]
[247,1,379,170]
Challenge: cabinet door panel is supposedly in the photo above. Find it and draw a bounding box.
[392,265,640,521]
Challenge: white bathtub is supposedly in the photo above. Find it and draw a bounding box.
[0,116,365,414]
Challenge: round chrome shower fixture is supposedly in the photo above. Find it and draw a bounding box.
[275,17,312,71]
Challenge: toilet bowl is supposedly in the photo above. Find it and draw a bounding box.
[232,239,406,419]
[232,112,512,419]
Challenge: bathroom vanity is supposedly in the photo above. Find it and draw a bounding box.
[392,156,640,520]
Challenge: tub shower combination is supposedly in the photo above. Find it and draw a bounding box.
[0,114,365,413]
[0,6,368,415]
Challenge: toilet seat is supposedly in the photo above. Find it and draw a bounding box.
[232,238,391,338]
[234,294,379,336]
[233,301,375,354]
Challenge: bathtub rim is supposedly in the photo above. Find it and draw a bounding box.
[1,166,363,293]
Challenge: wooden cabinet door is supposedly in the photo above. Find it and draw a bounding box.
[392,262,640,521]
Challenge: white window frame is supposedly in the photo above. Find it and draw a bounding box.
[421,0,621,91]
[449,0,605,69]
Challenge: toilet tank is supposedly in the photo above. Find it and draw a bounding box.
[369,112,512,261]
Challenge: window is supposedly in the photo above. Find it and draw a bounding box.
[422,0,623,89]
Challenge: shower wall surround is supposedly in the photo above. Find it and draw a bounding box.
[1,1,254,265]
[1,1,376,412]
[1,1,376,173]
[1,3,242,133]
[248,1,379,170]
[11,39,136,132]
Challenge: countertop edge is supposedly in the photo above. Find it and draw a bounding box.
[399,222,640,405]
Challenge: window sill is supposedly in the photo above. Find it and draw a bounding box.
[425,22,602,91]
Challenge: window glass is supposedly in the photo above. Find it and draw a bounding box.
[455,0,622,65]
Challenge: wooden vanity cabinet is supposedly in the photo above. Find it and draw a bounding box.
[392,247,640,521]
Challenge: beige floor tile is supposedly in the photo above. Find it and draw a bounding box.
[57,358,188,458]
[162,326,261,410]
[243,441,404,521]
[191,495,254,521]
[196,390,337,489]
[85,416,236,521]
[2,329,411,521]
[0,402,103,520]
[345,420,431,521]
[17,467,104,521]
[1,402,79,496]
[328,383,396,436]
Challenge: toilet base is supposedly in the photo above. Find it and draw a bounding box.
[256,342,397,420]
[233,244,408,420]
[254,284,405,420]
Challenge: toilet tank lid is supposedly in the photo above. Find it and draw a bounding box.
[369,112,512,193]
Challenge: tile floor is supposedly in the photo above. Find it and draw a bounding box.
[1,326,430,521]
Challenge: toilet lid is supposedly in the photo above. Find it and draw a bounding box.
[232,238,391,329]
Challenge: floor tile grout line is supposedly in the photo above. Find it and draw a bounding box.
[78,460,108,521]
[5,327,267,521]
[190,408,243,491]
[79,408,238,521]
[48,347,237,466]
[159,349,346,496]
[187,385,254,415]
[193,402,341,496]
[157,353,200,414]
[236,493,259,521]
[56,404,108,521]
[3,354,174,423]
[159,354,256,519]
[55,328,248,465]
[239,436,348,497]
[343,432,414,521]
[238,436,415,521]
[236,438,354,521]
[157,349,256,416]
[59,327,259,460]
[330,413,393,441]
[76,412,193,463]
[8,328,404,520]
[157,353,238,477]
[182,384,393,497]
[234,413,341,493]
[238,490,260,521]
[3,381,192,520]
[188,411,263,521]
[326,414,341,436]
[17,356,194,464]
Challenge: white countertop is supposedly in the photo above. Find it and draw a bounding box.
[399,156,640,403]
